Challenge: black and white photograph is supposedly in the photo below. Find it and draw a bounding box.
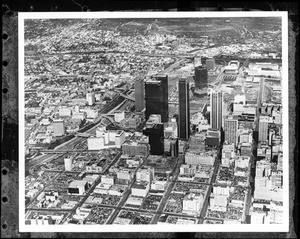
[18,11,289,232]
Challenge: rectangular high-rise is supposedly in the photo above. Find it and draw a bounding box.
[86,92,95,106]
[259,116,269,143]
[52,120,65,136]
[178,78,190,140]
[194,66,208,89]
[149,123,164,155]
[224,115,239,145]
[210,91,223,130]
[145,75,168,122]
[206,58,215,70]
[134,78,144,111]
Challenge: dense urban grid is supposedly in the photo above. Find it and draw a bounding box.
[24,17,283,226]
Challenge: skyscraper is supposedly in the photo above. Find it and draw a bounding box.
[149,123,164,155]
[259,116,269,143]
[134,78,144,111]
[86,92,95,106]
[194,66,208,89]
[52,119,65,136]
[194,55,202,67]
[145,75,168,122]
[224,115,239,145]
[210,91,223,130]
[64,157,73,171]
[206,58,215,70]
[178,78,190,140]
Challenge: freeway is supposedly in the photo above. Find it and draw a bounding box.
[25,94,70,142]
[26,92,128,170]
[26,51,195,59]
[158,58,186,75]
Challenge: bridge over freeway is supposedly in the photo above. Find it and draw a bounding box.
[39,149,90,154]
[120,93,135,102]
[76,132,95,137]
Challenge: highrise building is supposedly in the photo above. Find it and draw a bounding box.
[136,166,154,183]
[206,58,215,70]
[194,66,208,89]
[52,119,65,136]
[259,116,269,143]
[64,157,73,171]
[224,115,239,145]
[86,92,95,106]
[194,55,202,67]
[210,91,223,130]
[178,78,190,140]
[149,123,164,155]
[170,139,179,158]
[145,75,169,122]
[164,138,178,157]
[206,129,221,147]
[134,78,145,111]
[164,120,178,138]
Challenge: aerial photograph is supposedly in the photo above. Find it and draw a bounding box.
[21,14,285,228]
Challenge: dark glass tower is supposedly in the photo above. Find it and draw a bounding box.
[194,66,208,89]
[178,78,190,140]
[210,91,223,130]
[149,123,164,155]
[145,75,168,122]
[134,78,144,111]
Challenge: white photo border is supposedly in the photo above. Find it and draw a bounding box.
[18,11,289,233]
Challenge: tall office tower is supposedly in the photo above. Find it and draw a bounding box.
[64,157,73,171]
[194,66,208,89]
[210,91,223,130]
[178,78,190,140]
[259,116,269,143]
[194,55,202,67]
[134,78,145,111]
[52,119,65,136]
[149,123,164,155]
[206,58,215,70]
[170,139,179,158]
[145,75,168,122]
[224,115,239,145]
[206,129,222,147]
[86,92,95,106]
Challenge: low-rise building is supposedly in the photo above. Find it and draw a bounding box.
[68,180,88,195]
[122,140,150,156]
[131,181,150,197]
[185,150,215,166]
[183,192,204,214]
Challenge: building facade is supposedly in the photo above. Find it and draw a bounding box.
[145,75,169,122]
[86,92,95,106]
[259,116,269,143]
[194,66,208,89]
[178,78,190,140]
[134,78,145,111]
[149,123,164,155]
[210,91,223,130]
[52,120,65,136]
[224,115,239,145]
[206,58,215,70]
